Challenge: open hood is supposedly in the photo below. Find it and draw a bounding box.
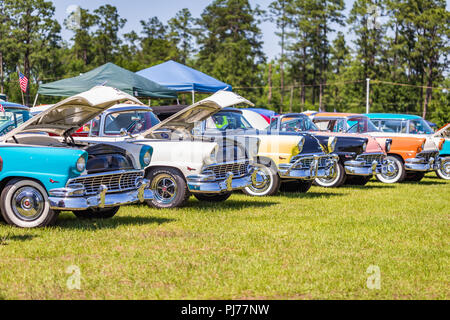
[1,86,143,141]
[142,90,253,137]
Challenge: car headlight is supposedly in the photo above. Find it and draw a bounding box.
[76,156,86,172]
[210,149,217,163]
[362,142,367,152]
[385,139,392,153]
[327,136,337,153]
[143,150,151,166]
[298,136,305,154]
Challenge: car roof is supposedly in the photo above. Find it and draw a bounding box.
[313,112,364,118]
[106,103,153,113]
[0,101,29,110]
[366,113,422,120]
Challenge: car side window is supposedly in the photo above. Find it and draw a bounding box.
[90,117,101,137]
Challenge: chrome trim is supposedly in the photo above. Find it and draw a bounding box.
[187,169,256,193]
[344,153,387,176]
[66,169,145,195]
[405,155,439,171]
[278,153,339,179]
[49,179,152,210]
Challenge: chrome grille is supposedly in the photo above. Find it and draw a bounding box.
[67,170,144,195]
[204,161,249,179]
[356,153,385,166]
[290,154,330,169]
[416,151,439,161]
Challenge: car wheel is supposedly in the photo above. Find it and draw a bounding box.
[146,168,190,208]
[345,175,372,186]
[242,162,281,196]
[404,171,425,182]
[194,192,232,202]
[376,155,406,183]
[280,180,313,193]
[73,207,120,219]
[0,178,58,228]
[314,162,346,188]
[436,159,450,180]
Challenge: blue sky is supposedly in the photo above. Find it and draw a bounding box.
[52,0,355,60]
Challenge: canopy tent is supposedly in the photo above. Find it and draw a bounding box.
[136,60,231,102]
[37,63,177,99]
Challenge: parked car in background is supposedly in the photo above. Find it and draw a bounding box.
[267,113,390,187]
[0,101,32,135]
[367,114,450,180]
[72,91,258,208]
[194,108,339,196]
[310,112,443,183]
[0,86,153,228]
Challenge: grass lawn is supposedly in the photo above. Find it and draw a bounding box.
[0,173,448,300]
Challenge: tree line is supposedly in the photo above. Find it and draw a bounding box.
[0,0,448,125]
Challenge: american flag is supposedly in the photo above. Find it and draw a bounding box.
[0,104,4,113]
[18,71,28,93]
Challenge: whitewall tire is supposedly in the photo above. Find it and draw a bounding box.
[376,155,406,184]
[0,179,58,228]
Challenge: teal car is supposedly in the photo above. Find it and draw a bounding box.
[0,102,32,135]
[367,113,449,180]
[0,87,153,228]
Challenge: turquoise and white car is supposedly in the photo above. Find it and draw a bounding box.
[367,113,449,180]
[0,86,153,228]
[0,102,32,135]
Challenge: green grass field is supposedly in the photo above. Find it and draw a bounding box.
[0,173,448,300]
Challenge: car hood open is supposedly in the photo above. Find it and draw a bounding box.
[0,86,143,141]
[141,90,254,137]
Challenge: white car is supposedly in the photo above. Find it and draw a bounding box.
[73,91,259,208]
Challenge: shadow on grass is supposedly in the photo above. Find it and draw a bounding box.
[278,192,344,199]
[56,216,174,230]
[402,180,447,185]
[343,184,396,190]
[186,199,278,210]
[0,233,36,245]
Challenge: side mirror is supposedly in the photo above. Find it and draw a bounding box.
[119,128,128,136]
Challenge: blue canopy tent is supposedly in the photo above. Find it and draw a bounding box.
[136,60,231,102]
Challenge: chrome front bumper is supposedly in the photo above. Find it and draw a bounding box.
[344,159,388,176]
[405,156,440,172]
[48,179,153,210]
[278,154,339,180]
[187,170,256,194]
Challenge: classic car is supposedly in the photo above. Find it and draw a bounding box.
[367,113,450,180]
[71,91,258,209]
[311,112,442,183]
[194,108,339,196]
[0,86,153,228]
[0,101,32,135]
[267,113,390,187]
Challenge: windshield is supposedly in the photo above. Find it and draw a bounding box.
[103,110,160,136]
[0,108,31,135]
[271,115,319,132]
[208,112,253,131]
[372,118,434,134]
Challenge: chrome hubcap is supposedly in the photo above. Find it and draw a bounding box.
[152,174,177,204]
[248,165,271,193]
[439,160,450,177]
[382,159,399,180]
[11,187,44,221]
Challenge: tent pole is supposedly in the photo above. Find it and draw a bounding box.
[192,89,195,104]
[32,93,39,107]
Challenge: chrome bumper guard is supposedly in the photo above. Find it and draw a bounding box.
[48,179,153,210]
[405,156,440,172]
[344,159,388,176]
[278,154,339,180]
[187,168,256,194]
